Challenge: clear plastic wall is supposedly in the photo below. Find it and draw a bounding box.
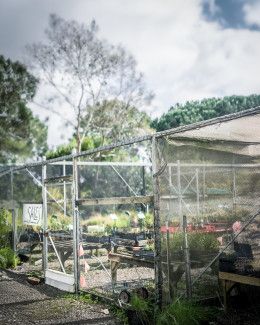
[0,165,43,273]
[77,142,155,302]
[44,159,74,274]
[155,136,260,303]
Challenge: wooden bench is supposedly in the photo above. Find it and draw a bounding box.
[219,271,260,311]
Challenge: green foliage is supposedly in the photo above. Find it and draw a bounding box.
[0,208,12,248]
[83,212,130,231]
[188,233,219,252]
[82,211,153,233]
[165,232,219,254]
[144,212,154,229]
[81,99,153,143]
[46,133,143,162]
[46,143,74,160]
[0,55,48,162]
[0,247,19,269]
[131,295,153,323]
[151,94,260,131]
[77,292,98,304]
[156,300,218,325]
[48,214,72,231]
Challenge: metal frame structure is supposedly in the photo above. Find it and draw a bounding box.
[0,106,259,306]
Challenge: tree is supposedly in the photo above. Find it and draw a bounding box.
[0,55,48,163]
[27,14,153,152]
[151,95,260,131]
[81,99,152,144]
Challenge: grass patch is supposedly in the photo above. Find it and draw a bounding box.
[156,300,219,325]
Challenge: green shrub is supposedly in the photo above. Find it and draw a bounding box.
[144,212,154,229]
[0,208,12,248]
[188,233,219,252]
[0,247,19,269]
[166,232,219,254]
[156,300,217,325]
[130,295,153,324]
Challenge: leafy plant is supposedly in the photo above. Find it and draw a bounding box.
[163,232,219,256]
[48,213,72,231]
[109,305,129,325]
[0,247,19,269]
[0,208,12,248]
[130,294,153,324]
[144,213,154,229]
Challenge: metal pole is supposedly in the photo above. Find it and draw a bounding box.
[152,136,163,308]
[166,220,171,302]
[10,169,16,252]
[183,215,192,298]
[42,157,48,272]
[196,169,200,222]
[72,155,79,294]
[202,165,206,221]
[63,161,67,217]
[177,160,183,226]
[169,165,172,187]
[232,167,237,217]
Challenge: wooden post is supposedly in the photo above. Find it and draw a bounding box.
[111,261,119,284]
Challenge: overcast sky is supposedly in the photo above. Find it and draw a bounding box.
[1,0,260,147]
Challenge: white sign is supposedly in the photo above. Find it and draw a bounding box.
[23,204,43,225]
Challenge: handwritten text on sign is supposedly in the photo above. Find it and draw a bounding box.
[23,204,43,225]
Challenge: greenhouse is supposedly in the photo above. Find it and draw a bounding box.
[0,106,259,307]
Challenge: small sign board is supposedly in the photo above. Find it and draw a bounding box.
[23,204,43,225]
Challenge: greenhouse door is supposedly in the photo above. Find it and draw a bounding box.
[42,171,76,292]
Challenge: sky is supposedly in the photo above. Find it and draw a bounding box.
[1,0,260,147]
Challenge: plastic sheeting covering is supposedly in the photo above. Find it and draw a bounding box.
[168,112,260,158]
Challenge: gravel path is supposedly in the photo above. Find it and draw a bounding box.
[0,270,119,325]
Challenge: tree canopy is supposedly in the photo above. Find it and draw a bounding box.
[80,99,152,144]
[0,55,48,163]
[28,14,153,152]
[151,95,260,131]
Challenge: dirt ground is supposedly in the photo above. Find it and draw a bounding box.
[0,269,119,325]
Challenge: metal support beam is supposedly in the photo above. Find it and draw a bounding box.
[42,157,48,272]
[232,167,237,217]
[72,156,79,294]
[77,195,153,206]
[196,169,200,222]
[152,136,163,308]
[63,161,67,217]
[183,215,192,298]
[177,160,183,226]
[10,169,17,252]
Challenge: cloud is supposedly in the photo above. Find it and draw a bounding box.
[244,0,260,27]
[1,0,260,147]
